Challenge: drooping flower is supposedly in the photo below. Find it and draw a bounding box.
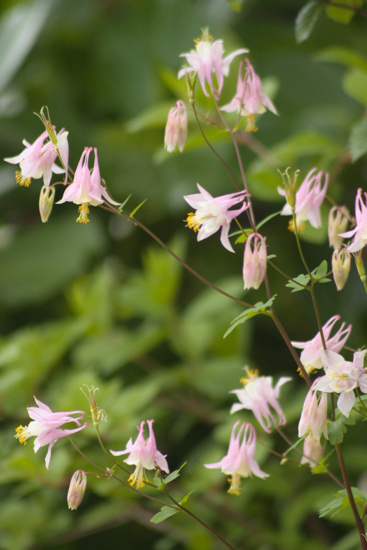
[15,397,87,469]
[242,232,267,289]
[221,59,278,132]
[110,420,169,488]
[184,184,249,252]
[178,29,248,99]
[298,387,327,440]
[328,206,349,249]
[301,435,324,467]
[230,369,291,433]
[205,421,268,495]
[5,129,68,187]
[313,349,367,417]
[164,100,188,153]
[332,249,351,291]
[278,168,328,231]
[57,147,119,223]
[339,188,367,253]
[292,315,351,375]
[68,470,87,510]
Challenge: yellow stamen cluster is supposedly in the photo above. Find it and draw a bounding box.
[15,171,31,187]
[194,29,213,44]
[77,204,90,224]
[228,474,241,496]
[128,470,148,489]
[240,369,259,386]
[288,219,305,235]
[15,425,28,445]
[245,115,258,133]
[186,213,201,232]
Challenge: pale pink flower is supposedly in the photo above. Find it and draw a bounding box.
[110,420,169,488]
[292,315,351,375]
[205,421,268,495]
[15,397,87,469]
[313,349,367,417]
[68,470,87,510]
[339,188,367,253]
[230,370,291,433]
[165,100,187,153]
[58,147,119,223]
[5,129,68,187]
[278,168,328,229]
[328,206,349,249]
[242,232,267,289]
[298,387,327,440]
[221,59,277,132]
[301,435,324,467]
[184,184,249,252]
[178,30,248,99]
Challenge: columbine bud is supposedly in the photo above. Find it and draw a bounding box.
[328,206,349,249]
[332,248,351,291]
[39,185,55,223]
[67,470,87,510]
[164,101,188,153]
[243,232,267,290]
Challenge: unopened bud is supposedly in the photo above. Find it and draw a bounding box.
[67,470,87,510]
[164,101,188,153]
[243,233,267,289]
[328,206,349,249]
[39,185,55,223]
[332,248,351,291]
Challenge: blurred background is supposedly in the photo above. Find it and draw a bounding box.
[0,0,367,549]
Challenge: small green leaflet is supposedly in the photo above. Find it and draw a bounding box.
[286,260,331,292]
[319,488,365,518]
[223,295,276,339]
[295,1,322,44]
[151,506,179,524]
[153,463,186,489]
[118,194,132,212]
[327,413,356,445]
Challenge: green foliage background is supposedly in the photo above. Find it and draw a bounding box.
[0,0,367,549]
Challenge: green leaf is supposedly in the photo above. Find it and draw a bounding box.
[319,488,365,518]
[319,496,345,518]
[314,260,328,279]
[343,68,367,105]
[315,46,367,73]
[295,1,322,44]
[327,413,355,445]
[326,0,362,24]
[223,295,276,338]
[227,0,245,11]
[311,463,328,474]
[180,490,195,505]
[286,273,310,292]
[350,117,367,162]
[150,506,179,524]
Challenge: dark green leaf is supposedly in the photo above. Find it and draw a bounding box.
[286,273,310,292]
[350,117,367,162]
[150,506,179,524]
[224,296,276,338]
[327,413,355,445]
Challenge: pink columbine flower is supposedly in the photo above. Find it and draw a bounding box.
[278,168,328,230]
[110,420,169,488]
[301,435,324,467]
[165,100,188,153]
[178,29,248,99]
[5,129,68,187]
[230,370,292,433]
[339,188,367,253]
[205,421,268,495]
[298,387,327,440]
[242,232,267,289]
[15,397,87,469]
[292,315,351,375]
[68,470,87,510]
[313,349,367,417]
[57,147,119,224]
[221,59,278,132]
[184,184,250,252]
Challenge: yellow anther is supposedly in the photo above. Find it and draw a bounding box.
[245,115,258,133]
[15,171,31,187]
[228,474,241,496]
[186,213,200,232]
[15,425,27,445]
[76,204,90,224]
[240,369,258,386]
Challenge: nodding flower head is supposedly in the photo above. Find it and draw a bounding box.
[242,232,267,290]
[164,100,188,153]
